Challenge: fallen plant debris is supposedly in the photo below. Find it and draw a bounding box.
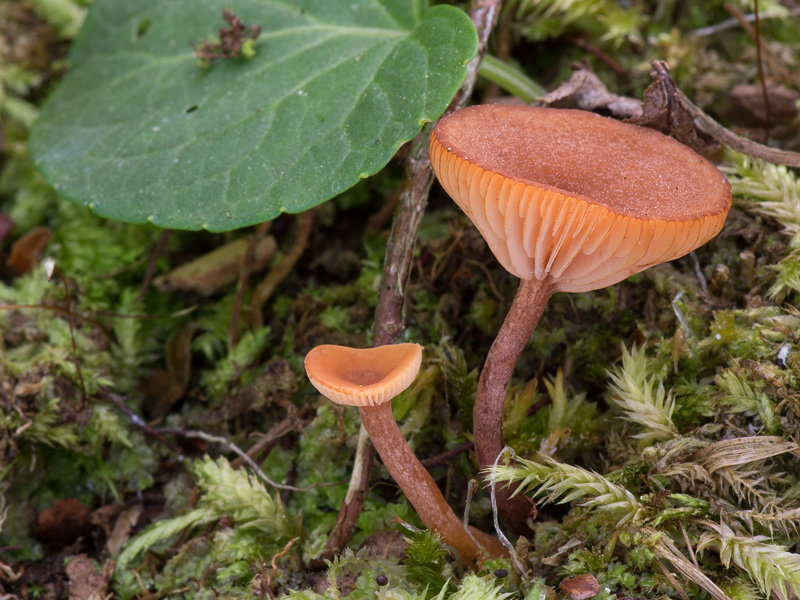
[191,9,262,62]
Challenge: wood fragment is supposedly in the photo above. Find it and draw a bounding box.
[250,211,314,315]
[155,235,277,297]
[638,61,800,167]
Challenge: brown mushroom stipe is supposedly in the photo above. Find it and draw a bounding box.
[429,104,732,534]
[305,344,507,563]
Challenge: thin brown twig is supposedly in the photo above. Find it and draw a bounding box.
[466,259,503,303]
[367,185,403,232]
[230,222,271,348]
[137,230,171,302]
[752,0,772,142]
[250,211,315,316]
[564,35,630,81]
[420,441,474,469]
[648,60,800,168]
[230,408,314,469]
[321,0,504,558]
[724,4,800,90]
[680,521,700,568]
[266,537,300,591]
[50,264,87,409]
[105,391,345,493]
[0,303,108,332]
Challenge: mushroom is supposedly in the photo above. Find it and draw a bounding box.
[429,104,732,532]
[304,343,507,562]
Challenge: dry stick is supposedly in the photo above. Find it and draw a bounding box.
[229,222,271,348]
[105,391,344,493]
[694,7,800,36]
[647,60,800,168]
[48,264,88,409]
[367,185,403,232]
[250,210,315,316]
[0,303,107,332]
[321,0,504,557]
[564,35,630,82]
[723,4,800,90]
[751,0,772,143]
[420,441,474,469]
[137,230,171,302]
[230,408,314,469]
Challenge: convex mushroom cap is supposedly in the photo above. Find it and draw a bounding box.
[429,105,732,292]
[305,344,423,407]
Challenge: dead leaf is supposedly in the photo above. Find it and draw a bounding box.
[13,381,43,398]
[640,61,800,168]
[535,66,642,119]
[6,227,52,275]
[140,369,186,420]
[35,498,92,547]
[154,235,277,296]
[724,82,800,128]
[105,504,143,556]
[627,64,720,157]
[65,554,113,600]
[560,574,600,600]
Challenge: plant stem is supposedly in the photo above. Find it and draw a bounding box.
[474,277,554,534]
[360,402,507,562]
[478,54,546,103]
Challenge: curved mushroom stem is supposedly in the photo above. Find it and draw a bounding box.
[359,402,508,563]
[474,277,555,535]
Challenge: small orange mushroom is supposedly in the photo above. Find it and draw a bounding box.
[305,343,506,563]
[429,104,732,532]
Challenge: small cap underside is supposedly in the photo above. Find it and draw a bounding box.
[305,344,423,407]
[430,105,732,292]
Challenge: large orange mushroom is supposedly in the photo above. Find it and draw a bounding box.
[429,104,732,532]
[304,343,506,563]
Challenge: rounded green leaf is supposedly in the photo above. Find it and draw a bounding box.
[30,0,477,231]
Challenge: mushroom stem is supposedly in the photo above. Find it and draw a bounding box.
[474,277,555,534]
[359,402,508,562]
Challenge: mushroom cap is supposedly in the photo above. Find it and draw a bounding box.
[430,105,732,293]
[304,344,423,407]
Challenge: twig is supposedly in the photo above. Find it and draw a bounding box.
[250,211,314,316]
[680,521,700,568]
[230,222,271,347]
[230,408,314,469]
[137,230,171,302]
[0,303,107,332]
[267,537,300,590]
[105,392,344,493]
[723,5,800,90]
[420,441,474,469]
[47,263,87,409]
[466,259,503,303]
[694,7,800,37]
[367,185,403,232]
[648,61,800,168]
[321,0,505,557]
[751,0,772,143]
[564,35,630,81]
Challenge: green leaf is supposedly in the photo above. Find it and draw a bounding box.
[30,0,477,231]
